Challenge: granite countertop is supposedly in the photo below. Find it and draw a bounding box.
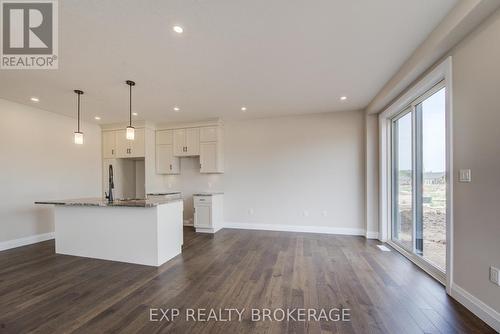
[147,192,181,196]
[193,192,224,196]
[35,197,182,208]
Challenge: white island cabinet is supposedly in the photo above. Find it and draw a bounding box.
[35,198,183,267]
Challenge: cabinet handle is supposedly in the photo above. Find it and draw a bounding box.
[169,164,172,170]
[111,149,114,155]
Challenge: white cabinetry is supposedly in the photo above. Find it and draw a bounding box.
[199,127,224,173]
[156,130,180,174]
[173,128,200,156]
[105,129,145,158]
[102,131,116,158]
[155,123,224,174]
[193,194,223,233]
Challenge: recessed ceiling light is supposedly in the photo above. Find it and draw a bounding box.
[173,26,184,34]
[340,96,347,101]
[241,107,247,111]
[132,112,138,116]
[94,116,101,120]
[173,107,180,112]
[30,97,39,102]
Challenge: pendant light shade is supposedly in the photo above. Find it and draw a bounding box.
[125,80,135,141]
[126,126,135,140]
[74,132,84,145]
[73,89,84,145]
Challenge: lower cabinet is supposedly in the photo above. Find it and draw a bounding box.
[156,144,180,174]
[193,194,223,233]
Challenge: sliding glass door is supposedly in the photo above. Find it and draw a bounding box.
[392,110,413,251]
[391,83,447,272]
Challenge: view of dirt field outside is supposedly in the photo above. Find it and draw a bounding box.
[397,178,446,270]
[393,88,446,271]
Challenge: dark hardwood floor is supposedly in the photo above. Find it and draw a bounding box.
[0,227,494,334]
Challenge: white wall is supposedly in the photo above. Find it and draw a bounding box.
[364,113,379,238]
[161,111,365,233]
[0,98,102,243]
[224,112,365,231]
[450,7,500,314]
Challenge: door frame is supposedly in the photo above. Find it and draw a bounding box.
[378,57,453,292]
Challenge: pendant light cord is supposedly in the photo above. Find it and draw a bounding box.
[77,93,81,132]
[129,83,132,127]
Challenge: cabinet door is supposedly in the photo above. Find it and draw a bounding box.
[194,205,211,228]
[200,127,218,142]
[186,128,200,155]
[200,142,218,173]
[115,130,129,158]
[156,144,179,174]
[129,128,145,157]
[156,130,173,145]
[102,131,116,158]
[173,129,186,156]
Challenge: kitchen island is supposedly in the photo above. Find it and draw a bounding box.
[35,197,183,266]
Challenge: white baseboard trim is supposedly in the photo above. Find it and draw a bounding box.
[450,283,500,332]
[365,231,379,239]
[224,222,365,236]
[0,232,55,252]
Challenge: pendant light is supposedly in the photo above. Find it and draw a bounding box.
[73,89,84,145]
[125,80,135,140]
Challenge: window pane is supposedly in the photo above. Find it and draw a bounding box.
[392,112,413,251]
[421,87,446,270]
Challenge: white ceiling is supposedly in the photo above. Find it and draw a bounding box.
[0,0,458,124]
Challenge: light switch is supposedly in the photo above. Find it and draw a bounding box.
[490,266,500,286]
[459,169,471,183]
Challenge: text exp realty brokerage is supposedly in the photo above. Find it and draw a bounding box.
[149,308,352,322]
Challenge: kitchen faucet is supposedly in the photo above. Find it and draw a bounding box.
[105,164,114,203]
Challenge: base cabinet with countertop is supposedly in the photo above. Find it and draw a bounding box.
[35,197,184,267]
[193,193,223,233]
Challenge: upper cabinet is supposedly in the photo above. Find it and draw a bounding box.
[156,130,180,175]
[200,126,218,142]
[102,128,145,159]
[156,124,224,174]
[173,128,200,156]
[199,127,224,173]
[102,131,116,159]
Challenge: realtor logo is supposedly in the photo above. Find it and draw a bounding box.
[1,0,58,69]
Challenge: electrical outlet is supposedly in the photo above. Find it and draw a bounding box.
[490,266,500,286]
[248,208,254,216]
[322,210,328,217]
[303,210,309,217]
